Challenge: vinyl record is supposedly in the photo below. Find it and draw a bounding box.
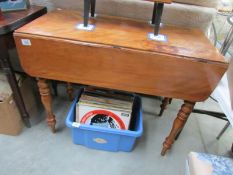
[80,110,126,129]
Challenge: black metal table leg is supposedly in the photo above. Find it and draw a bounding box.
[192,109,228,121]
[153,3,164,36]
[90,0,96,18]
[84,0,91,27]
[0,36,31,128]
[216,121,230,140]
[151,2,158,25]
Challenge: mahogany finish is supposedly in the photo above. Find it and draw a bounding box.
[14,36,227,102]
[14,10,227,102]
[161,101,195,155]
[37,79,56,133]
[15,10,225,63]
[159,97,171,116]
[14,10,227,154]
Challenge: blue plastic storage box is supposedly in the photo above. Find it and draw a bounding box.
[66,89,143,152]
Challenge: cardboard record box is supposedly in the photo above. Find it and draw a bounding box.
[76,87,135,130]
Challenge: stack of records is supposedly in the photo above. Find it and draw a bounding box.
[76,87,135,130]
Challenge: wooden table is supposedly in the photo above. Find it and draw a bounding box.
[14,9,228,155]
[0,6,47,127]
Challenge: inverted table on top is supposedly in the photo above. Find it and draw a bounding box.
[13,9,228,155]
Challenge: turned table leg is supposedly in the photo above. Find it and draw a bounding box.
[67,82,73,101]
[161,101,195,156]
[37,78,56,133]
[159,97,172,116]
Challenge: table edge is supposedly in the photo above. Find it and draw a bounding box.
[0,6,47,35]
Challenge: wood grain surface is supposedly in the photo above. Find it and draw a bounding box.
[14,10,228,102]
[15,10,225,63]
[37,78,56,133]
[161,100,195,155]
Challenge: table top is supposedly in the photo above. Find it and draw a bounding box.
[15,9,225,64]
[0,5,46,35]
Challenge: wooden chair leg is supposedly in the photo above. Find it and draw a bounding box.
[161,100,195,156]
[67,82,73,101]
[159,97,172,116]
[37,78,56,133]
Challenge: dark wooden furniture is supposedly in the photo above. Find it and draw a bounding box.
[14,9,227,155]
[0,6,47,127]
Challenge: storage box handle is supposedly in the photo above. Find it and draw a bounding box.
[93,138,108,144]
